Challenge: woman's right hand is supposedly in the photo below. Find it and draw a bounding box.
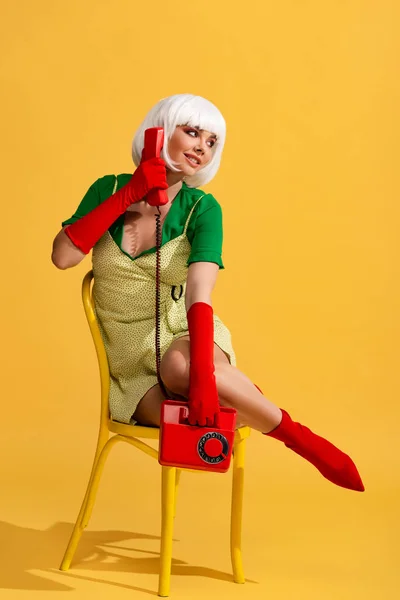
[126,157,168,206]
[54,157,169,264]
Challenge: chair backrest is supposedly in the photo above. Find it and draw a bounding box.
[82,270,110,424]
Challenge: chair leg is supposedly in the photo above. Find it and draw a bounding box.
[173,469,181,519]
[158,466,177,597]
[59,431,115,571]
[230,437,247,584]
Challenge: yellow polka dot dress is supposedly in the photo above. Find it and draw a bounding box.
[91,185,236,425]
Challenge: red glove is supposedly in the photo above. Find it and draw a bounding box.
[187,302,221,428]
[64,157,168,254]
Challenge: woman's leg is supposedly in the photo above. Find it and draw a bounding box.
[160,336,282,432]
[160,337,364,492]
[132,384,165,427]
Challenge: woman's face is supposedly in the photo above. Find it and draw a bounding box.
[167,125,217,176]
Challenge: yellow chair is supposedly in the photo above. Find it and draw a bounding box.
[59,270,251,597]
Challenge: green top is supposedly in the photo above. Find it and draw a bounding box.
[62,175,224,269]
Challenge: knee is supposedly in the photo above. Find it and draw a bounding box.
[160,351,189,395]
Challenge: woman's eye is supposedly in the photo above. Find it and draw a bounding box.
[184,128,216,147]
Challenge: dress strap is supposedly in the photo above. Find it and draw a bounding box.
[183,194,205,234]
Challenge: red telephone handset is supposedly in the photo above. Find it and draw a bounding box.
[143,127,169,207]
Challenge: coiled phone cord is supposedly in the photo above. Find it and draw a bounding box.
[155,209,174,400]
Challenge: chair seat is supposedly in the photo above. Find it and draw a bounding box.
[108,418,251,443]
[108,419,161,439]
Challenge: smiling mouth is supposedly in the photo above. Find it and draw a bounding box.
[184,153,201,166]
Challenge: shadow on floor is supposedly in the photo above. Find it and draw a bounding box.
[0,520,257,595]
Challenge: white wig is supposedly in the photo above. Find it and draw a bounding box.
[132,94,226,188]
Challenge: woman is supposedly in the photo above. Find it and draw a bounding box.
[52,93,364,492]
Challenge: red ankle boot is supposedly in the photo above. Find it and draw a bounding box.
[265,409,365,491]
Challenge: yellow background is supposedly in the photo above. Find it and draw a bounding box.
[0,1,398,598]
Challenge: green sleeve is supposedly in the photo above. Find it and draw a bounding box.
[61,175,119,227]
[187,194,225,270]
